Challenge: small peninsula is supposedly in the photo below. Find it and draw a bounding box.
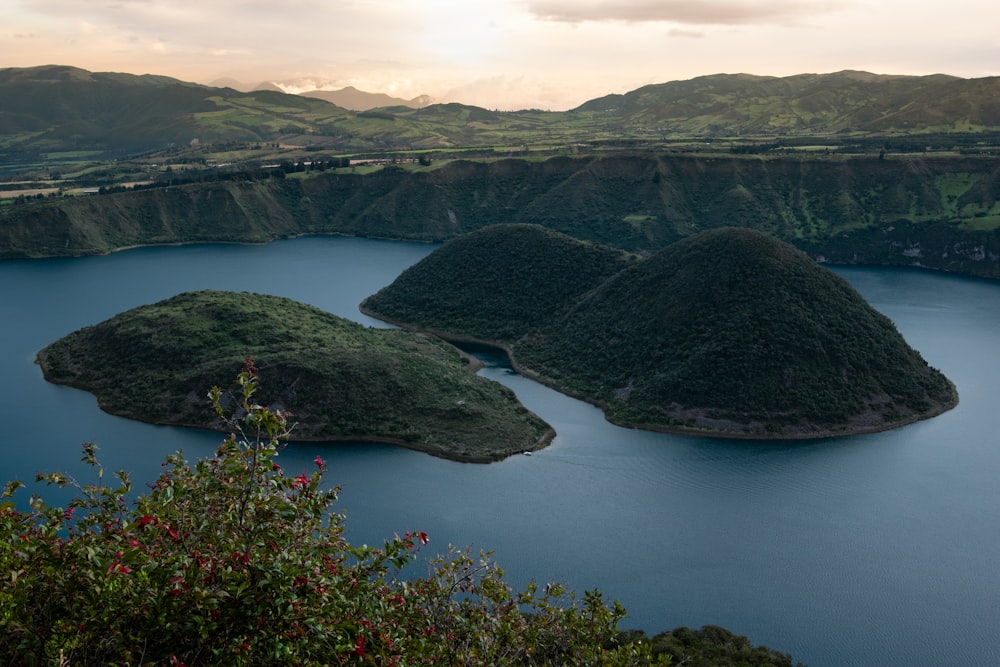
[363,225,958,438]
[36,290,552,462]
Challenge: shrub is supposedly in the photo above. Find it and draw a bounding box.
[0,361,661,666]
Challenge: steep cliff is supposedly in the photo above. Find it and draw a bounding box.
[3,153,998,278]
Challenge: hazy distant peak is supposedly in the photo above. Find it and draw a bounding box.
[300,87,433,111]
[207,76,246,90]
[252,81,284,92]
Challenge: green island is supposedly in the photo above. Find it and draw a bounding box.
[35,290,552,462]
[363,225,958,438]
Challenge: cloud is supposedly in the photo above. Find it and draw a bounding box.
[527,0,847,26]
[667,27,705,38]
[445,75,547,110]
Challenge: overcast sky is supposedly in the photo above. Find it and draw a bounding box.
[3,0,998,110]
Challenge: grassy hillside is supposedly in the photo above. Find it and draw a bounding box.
[576,70,1000,137]
[0,65,351,157]
[3,153,998,278]
[363,226,957,438]
[36,290,552,462]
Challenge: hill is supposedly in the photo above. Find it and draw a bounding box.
[575,70,1000,137]
[35,290,552,461]
[0,65,351,157]
[361,224,636,340]
[363,226,958,438]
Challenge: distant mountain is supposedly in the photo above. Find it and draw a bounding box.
[363,225,958,438]
[206,78,283,93]
[574,70,1000,136]
[301,86,433,111]
[3,65,1000,162]
[206,76,246,90]
[251,81,284,93]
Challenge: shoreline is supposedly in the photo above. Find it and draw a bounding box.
[34,336,552,464]
[0,231,997,285]
[359,306,961,442]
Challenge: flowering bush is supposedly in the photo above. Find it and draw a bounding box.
[0,363,664,666]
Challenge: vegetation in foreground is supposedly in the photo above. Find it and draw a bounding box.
[35,290,551,462]
[363,225,958,437]
[0,368,804,665]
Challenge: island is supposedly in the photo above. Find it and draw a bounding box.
[36,290,553,462]
[362,225,958,438]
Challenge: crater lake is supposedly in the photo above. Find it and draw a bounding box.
[1,236,997,667]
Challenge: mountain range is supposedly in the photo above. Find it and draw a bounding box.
[3,65,1000,159]
[207,76,433,110]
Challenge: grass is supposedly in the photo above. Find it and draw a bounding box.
[935,173,979,216]
[43,150,105,160]
[959,210,1000,230]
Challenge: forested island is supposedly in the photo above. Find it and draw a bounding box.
[363,225,958,438]
[35,290,552,462]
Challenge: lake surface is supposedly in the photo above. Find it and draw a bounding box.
[1,237,997,667]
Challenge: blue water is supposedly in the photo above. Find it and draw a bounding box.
[1,237,998,666]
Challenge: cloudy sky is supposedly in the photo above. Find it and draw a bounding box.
[3,0,997,110]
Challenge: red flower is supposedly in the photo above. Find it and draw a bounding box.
[313,455,325,467]
[416,531,429,546]
[107,561,132,575]
[293,474,309,489]
[136,515,155,527]
[355,632,366,657]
